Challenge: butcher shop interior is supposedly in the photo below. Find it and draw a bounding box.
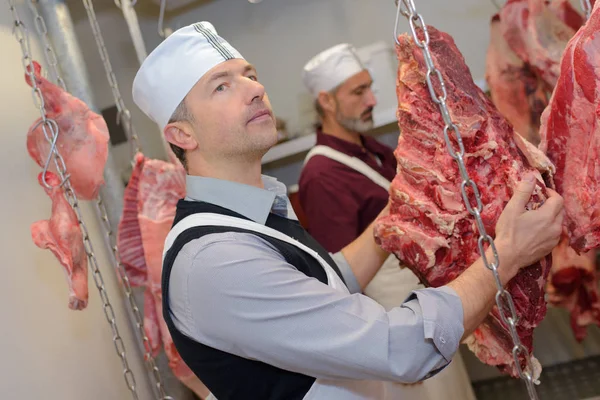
[2,0,600,399]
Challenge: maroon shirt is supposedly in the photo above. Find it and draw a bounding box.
[298,129,397,253]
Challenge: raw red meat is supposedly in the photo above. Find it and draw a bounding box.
[538,1,600,253]
[25,61,109,201]
[486,13,549,145]
[374,26,551,379]
[117,154,148,287]
[31,171,88,310]
[500,0,580,89]
[547,237,600,341]
[116,153,209,398]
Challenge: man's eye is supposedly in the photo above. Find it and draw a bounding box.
[216,84,225,92]
[248,75,258,81]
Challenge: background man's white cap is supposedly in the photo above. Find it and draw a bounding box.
[132,21,244,130]
[302,43,366,99]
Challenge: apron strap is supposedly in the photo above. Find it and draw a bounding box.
[304,145,391,191]
[163,213,342,291]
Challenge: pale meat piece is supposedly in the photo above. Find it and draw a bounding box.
[116,153,209,398]
[486,13,548,145]
[547,237,600,341]
[375,26,550,379]
[539,1,600,253]
[25,61,109,200]
[31,171,88,310]
[500,0,580,89]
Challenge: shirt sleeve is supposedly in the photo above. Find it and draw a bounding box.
[173,232,465,384]
[299,176,361,253]
[329,251,361,294]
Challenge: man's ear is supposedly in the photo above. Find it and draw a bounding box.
[317,91,336,114]
[164,121,198,151]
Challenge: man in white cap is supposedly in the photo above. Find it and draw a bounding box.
[131,21,564,400]
[298,43,395,254]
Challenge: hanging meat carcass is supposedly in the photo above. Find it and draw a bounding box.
[374,26,551,379]
[25,61,109,201]
[31,171,88,310]
[547,237,600,341]
[117,153,210,399]
[486,13,548,145]
[537,1,600,340]
[499,0,581,90]
[539,0,600,254]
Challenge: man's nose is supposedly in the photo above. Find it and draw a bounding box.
[246,78,266,104]
[365,88,377,108]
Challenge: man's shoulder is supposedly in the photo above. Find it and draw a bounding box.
[175,231,282,264]
[299,153,354,185]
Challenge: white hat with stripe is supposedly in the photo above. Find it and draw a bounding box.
[132,21,244,129]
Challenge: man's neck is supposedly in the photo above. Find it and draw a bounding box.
[188,156,264,189]
[321,118,362,147]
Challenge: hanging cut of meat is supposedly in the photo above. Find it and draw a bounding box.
[117,154,148,287]
[31,171,88,310]
[547,237,600,341]
[116,152,209,399]
[25,61,109,201]
[500,0,580,90]
[374,26,551,379]
[486,13,548,145]
[539,1,600,254]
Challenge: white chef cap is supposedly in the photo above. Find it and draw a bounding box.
[132,21,244,130]
[302,43,366,98]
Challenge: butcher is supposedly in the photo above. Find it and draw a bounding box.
[132,21,564,400]
[298,43,395,254]
[299,44,479,398]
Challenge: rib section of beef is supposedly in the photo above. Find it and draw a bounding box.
[539,1,600,253]
[374,26,550,379]
[116,152,210,399]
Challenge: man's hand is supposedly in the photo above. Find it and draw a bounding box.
[448,173,564,338]
[494,173,564,284]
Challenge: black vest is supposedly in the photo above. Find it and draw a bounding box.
[161,200,346,400]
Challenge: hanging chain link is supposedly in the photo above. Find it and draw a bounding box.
[7,1,139,398]
[27,0,66,91]
[17,1,172,398]
[581,0,592,20]
[93,197,174,400]
[394,1,539,399]
[82,0,141,161]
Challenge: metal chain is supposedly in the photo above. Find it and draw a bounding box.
[7,1,139,398]
[17,2,172,398]
[394,1,539,399]
[81,0,142,161]
[93,197,174,400]
[581,0,592,20]
[27,0,66,91]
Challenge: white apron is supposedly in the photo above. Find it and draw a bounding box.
[304,144,477,400]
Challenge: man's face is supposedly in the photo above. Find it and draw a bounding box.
[185,59,277,161]
[332,70,377,133]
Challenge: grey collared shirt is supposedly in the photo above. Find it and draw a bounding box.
[168,174,465,390]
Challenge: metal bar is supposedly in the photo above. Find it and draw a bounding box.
[118,0,173,159]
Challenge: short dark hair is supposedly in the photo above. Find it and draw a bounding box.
[167,99,194,170]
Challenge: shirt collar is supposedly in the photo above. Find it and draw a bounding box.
[316,127,384,158]
[185,174,294,224]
